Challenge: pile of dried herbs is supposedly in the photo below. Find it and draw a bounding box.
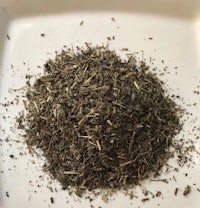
[20,45,181,194]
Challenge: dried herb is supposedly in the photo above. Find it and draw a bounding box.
[6,34,10,40]
[50,197,54,204]
[183,185,191,196]
[19,44,182,195]
[156,191,161,197]
[174,188,179,196]
[101,194,108,203]
[141,198,149,202]
[6,191,9,197]
[150,179,169,183]
[9,154,14,159]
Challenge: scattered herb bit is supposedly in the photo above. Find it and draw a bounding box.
[27,195,31,201]
[156,191,161,197]
[111,17,115,22]
[9,154,14,159]
[6,191,9,197]
[48,186,53,192]
[183,185,191,196]
[174,188,179,196]
[6,34,10,40]
[80,21,84,26]
[41,33,46,37]
[143,189,149,196]
[141,198,149,202]
[50,197,54,204]
[150,179,169,183]
[102,194,108,203]
[107,36,111,41]
[149,37,153,40]
[129,190,135,199]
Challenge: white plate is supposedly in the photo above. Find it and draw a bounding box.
[0,0,200,207]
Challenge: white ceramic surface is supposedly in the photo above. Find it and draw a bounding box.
[0,1,200,207]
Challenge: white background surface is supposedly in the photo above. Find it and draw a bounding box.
[0,0,200,207]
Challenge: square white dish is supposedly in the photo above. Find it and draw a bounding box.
[0,0,200,207]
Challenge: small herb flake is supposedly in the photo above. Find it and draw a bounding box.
[141,198,149,202]
[175,188,179,196]
[6,191,9,198]
[6,34,10,40]
[80,21,84,26]
[50,197,54,204]
[41,33,46,37]
[183,185,191,196]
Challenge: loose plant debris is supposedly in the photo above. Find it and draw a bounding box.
[18,44,183,196]
[41,33,46,38]
[80,21,84,26]
[6,34,10,40]
[6,191,9,198]
[150,178,168,183]
[174,188,179,196]
[50,197,54,204]
[156,191,161,197]
[9,154,14,159]
[141,197,149,202]
[183,185,191,196]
